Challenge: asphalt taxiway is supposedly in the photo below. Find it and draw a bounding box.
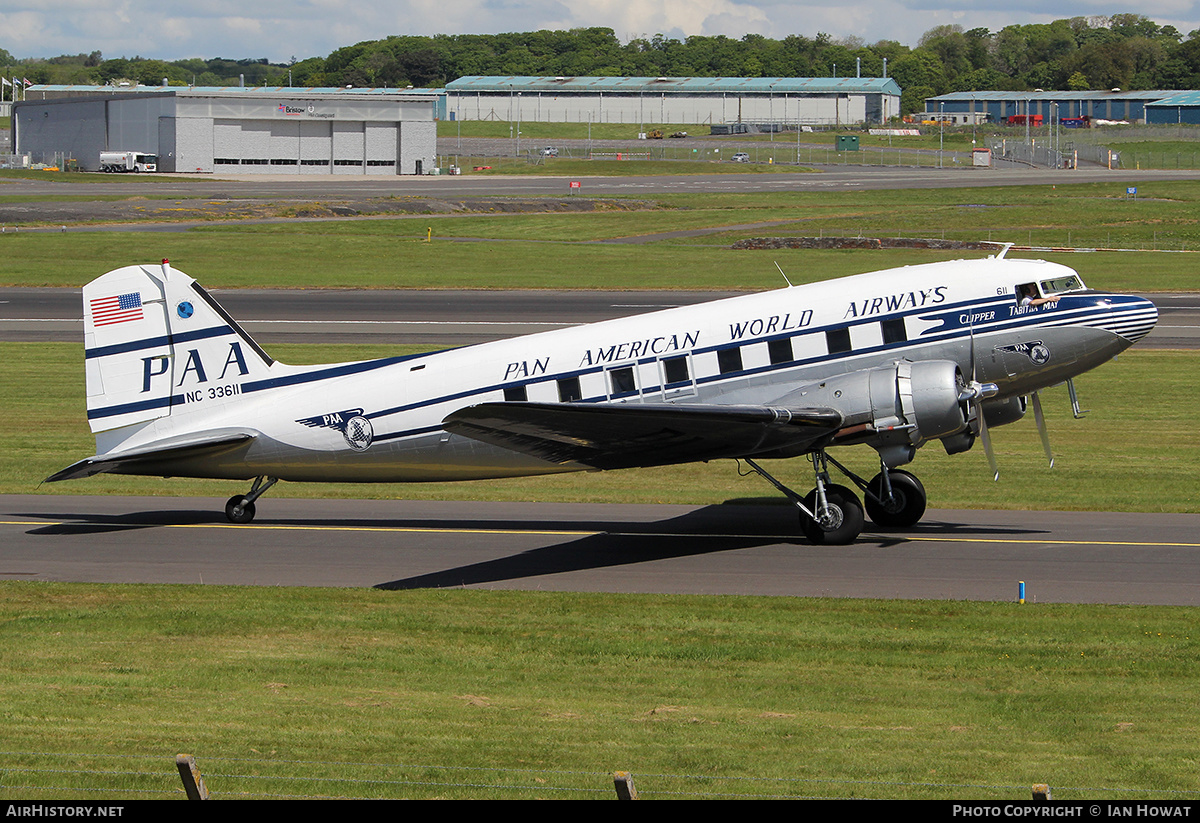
[3,495,1198,605]
[1,287,1193,348]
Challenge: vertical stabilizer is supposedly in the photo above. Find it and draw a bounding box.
[83,261,273,433]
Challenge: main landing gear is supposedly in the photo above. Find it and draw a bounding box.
[743,452,929,545]
[224,476,278,524]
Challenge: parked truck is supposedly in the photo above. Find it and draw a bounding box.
[99,151,158,173]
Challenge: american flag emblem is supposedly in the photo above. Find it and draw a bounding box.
[90,292,143,326]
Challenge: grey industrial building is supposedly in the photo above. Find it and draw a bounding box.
[923,90,1180,124]
[13,86,442,174]
[1144,91,1200,125]
[445,76,902,126]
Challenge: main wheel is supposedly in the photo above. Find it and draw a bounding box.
[800,484,864,545]
[865,470,927,528]
[225,495,256,524]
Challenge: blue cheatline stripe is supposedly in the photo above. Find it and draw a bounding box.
[373,424,445,443]
[240,353,431,393]
[87,394,183,420]
[85,325,234,359]
[83,352,438,420]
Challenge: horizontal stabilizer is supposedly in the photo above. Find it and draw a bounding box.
[443,402,843,470]
[45,429,257,483]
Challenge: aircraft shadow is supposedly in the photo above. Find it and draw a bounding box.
[376,505,797,590]
[373,505,1052,591]
[18,508,230,535]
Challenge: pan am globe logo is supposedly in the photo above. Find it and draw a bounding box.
[998,340,1051,365]
[343,415,374,451]
[295,407,374,451]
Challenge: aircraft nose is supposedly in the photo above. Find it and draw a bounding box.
[1101,293,1158,344]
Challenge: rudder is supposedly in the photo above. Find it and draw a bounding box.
[83,260,273,433]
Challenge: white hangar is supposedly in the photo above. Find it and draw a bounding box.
[14,86,443,174]
[445,76,902,126]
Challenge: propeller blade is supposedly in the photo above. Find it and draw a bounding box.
[978,406,999,482]
[1031,391,1054,468]
[966,318,999,481]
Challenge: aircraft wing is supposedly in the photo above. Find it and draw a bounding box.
[442,402,843,470]
[45,429,257,482]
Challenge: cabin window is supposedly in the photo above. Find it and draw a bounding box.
[881,318,907,345]
[717,347,743,375]
[768,338,793,365]
[557,376,582,402]
[504,385,527,402]
[608,366,636,396]
[826,328,852,355]
[662,356,690,386]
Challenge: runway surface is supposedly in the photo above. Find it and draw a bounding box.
[5,164,1200,200]
[1,287,1193,348]
[3,495,1198,605]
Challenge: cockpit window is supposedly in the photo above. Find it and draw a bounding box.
[1039,274,1084,295]
[1015,282,1041,305]
[1016,279,1070,309]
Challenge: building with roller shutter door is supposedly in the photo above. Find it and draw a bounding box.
[13,85,443,174]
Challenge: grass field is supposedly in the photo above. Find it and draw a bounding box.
[2,583,1198,799]
[2,181,1200,291]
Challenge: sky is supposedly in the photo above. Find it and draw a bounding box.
[2,1,1197,64]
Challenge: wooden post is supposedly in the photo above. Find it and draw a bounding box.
[613,771,638,800]
[1032,784,1052,800]
[176,754,209,800]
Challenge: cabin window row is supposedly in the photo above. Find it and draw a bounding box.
[501,317,910,402]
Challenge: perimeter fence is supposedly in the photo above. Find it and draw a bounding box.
[3,750,1199,800]
[1,151,77,171]
[438,144,975,170]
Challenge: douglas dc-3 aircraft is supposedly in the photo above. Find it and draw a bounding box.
[48,253,1157,544]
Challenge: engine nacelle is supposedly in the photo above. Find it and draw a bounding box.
[983,395,1027,428]
[780,360,970,466]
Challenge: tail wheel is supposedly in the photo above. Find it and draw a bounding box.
[225,495,256,524]
[800,484,864,545]
[865,470,927,528]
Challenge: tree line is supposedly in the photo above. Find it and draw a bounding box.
[4,14,1199,115]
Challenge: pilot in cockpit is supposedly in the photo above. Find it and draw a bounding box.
[1016,283,1061,308]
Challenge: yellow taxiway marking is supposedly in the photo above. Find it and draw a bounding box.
[0,520,598,538]
[173,523,601,537]
[896,535,1200,548]
[3,520,1200,548]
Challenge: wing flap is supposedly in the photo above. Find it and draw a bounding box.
[442,402,843,470]
[45,429,257,482]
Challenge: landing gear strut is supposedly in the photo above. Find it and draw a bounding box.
[743,452,930,544]
[744,454,865,545]
[225,476,278,524]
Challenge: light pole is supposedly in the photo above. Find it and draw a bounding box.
[1051,102,1058,162]
[939,102,944,168]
